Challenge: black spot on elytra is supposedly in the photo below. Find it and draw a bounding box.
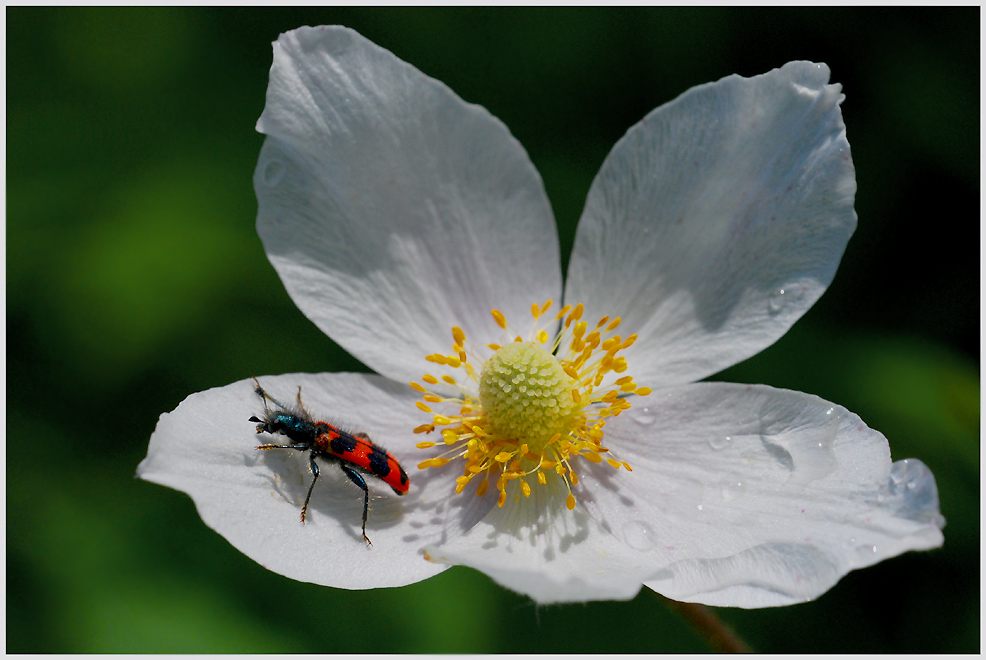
[330,434,357,454]
[368,446,392,477]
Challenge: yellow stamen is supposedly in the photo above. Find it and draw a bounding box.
[414,303,642,515]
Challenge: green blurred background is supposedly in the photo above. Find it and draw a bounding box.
[7,7,979,653]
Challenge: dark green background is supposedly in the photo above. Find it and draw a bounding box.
[8,7,979,653]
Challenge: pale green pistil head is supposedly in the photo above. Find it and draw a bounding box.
[478,342,576,450]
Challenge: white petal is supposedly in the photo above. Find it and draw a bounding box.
[575,383,943,608]
[137,372,460,589]
[566,61,857,387]
[422,475,657,604]
[255,26,561,383]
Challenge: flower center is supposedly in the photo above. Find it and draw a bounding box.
[411,300,651,510]
[478,342,576,450]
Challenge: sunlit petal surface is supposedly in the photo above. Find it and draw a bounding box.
[577,383,943,607]
[566,62,857,387]
[255,26,561,383]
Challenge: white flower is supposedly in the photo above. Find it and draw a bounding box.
[138,25,944,608]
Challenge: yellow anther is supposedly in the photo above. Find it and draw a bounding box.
[416,401,433,413]
[452,326,466,345]
[410,381,428,393]
[441,429,459,444]
[423,394,443,403]
[636,387,652,396]
[413,424,434,434]
[607,318,622,332]
[521,481,531,497]
[441,375,457,385]
[566,303,584,327]
[595,316,609,329]
[540,299,553,316]
[607,458,621,469]
[566,493,576,510]
[433,415,452,425]
[621,334,637,349]
[416,441,437,449]
[584,451,603,463]
[487,343,501,351]
[476,479,489,497]
[447,355,461,368]
[537,471,547,485]
[497,491,507,507]
[537,329,549,344]
[422,374,439,385]
[622,462,633,472]
[491,309,507,329]
[531,302,540,319]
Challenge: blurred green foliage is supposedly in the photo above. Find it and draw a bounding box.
[7,7,979,653]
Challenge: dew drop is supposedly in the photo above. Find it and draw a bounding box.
[884,459,944,525]
[262,159,285,186]
[855,544,878,561]
[622,520,657,551]
[719,473,747,502]
[633,411,656,426]
[768,285,806,315]
[709,435,732,451]
[768,288,787,314]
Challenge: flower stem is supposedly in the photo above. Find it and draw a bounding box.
[656,593,753,653]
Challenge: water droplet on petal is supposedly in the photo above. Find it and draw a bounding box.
[263,159,285,186]
[855,544,878,561]
[883,459,944,525]
[622,520,657,551]
[633,412,655,426]
[719,473,747,502]
[709,435,732,451]
[768,288,787,314]
[759,405,839,487]
[768,285,806,315]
